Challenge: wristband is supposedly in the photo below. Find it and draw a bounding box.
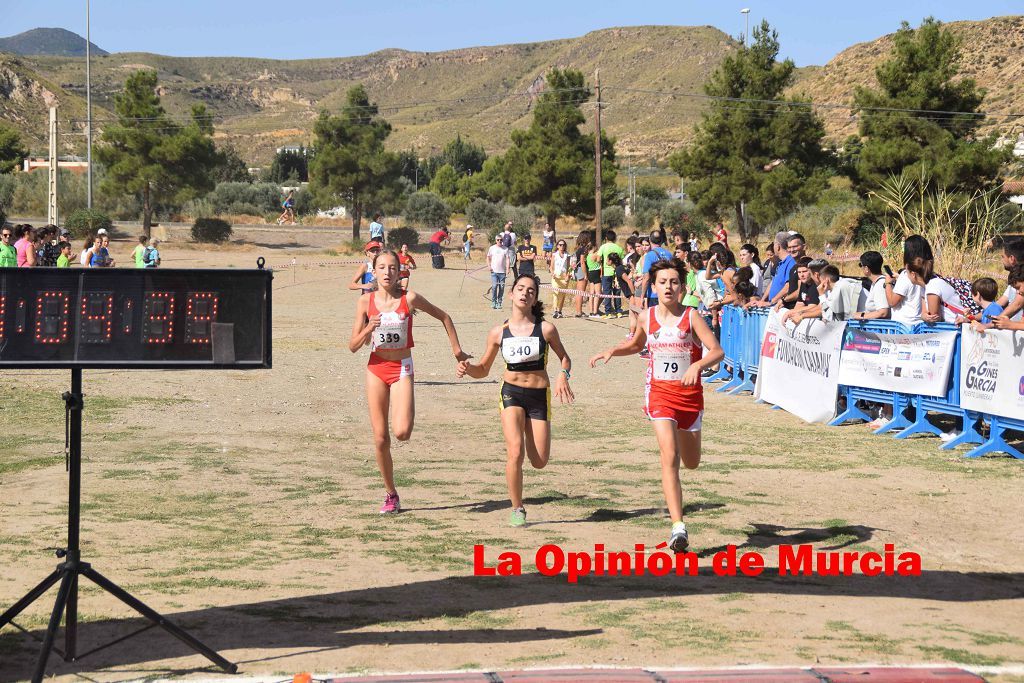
[561,368,571,380]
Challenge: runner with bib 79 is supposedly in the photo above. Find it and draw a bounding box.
[589,258,723,554]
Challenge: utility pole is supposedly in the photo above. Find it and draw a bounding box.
[594,69,602,231]
[48,107,59,226]
[86,0,93,209]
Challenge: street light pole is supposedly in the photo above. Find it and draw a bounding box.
[85,0,93,209]
[741,8,750,47]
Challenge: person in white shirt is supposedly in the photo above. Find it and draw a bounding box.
[549,239,572,317]
[994,239,1023,322]
[487,233,510,310]
[885,235,932,328]
[925,276,963,323]
[738,243,764,297]
[853,250,890,320]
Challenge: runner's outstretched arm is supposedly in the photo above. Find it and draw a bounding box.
[408,291,470,361]
[457,326,501,379]
[543,322,575,404]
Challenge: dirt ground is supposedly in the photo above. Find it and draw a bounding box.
[1,233,1023,682]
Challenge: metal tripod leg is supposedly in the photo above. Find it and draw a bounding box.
[33,571,73,683]
[82,566,237,673]
[0,568,63,629]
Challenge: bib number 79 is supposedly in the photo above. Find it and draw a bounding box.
[662,361,679,375]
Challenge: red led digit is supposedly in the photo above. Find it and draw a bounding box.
[122,298,134,335]
[185,292,219,344]
[0,294,5,341]
[142,292,175,344]
[79,292,114,344]
[34,291,71,344]
[15,299,26,334]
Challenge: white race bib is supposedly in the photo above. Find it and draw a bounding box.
[502,336,541,365]
[652,351,689,381]
[373,316,408,350]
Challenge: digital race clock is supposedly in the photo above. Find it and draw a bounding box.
[0,268,272,369]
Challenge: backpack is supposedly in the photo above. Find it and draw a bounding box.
[938,276,983,317]
[500,232,512,249]
[142,246,157,267]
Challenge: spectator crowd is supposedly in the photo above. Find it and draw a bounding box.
[0,224,162,269]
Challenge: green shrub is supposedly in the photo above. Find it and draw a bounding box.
[64,208,113,238]
[191,217,232,243]
[386,226,420,250]
[631,207,658,230]
[0,204,6,227]
[602,205,625,229]
[659,201,689,233]
[207,182,281,215]
[404,191,450,228]
[466,198,503,232]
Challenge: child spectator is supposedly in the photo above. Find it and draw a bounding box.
[144,238,161,268]
[992,265,1024,331]
[133,235,149,268]
[56,242,72,268]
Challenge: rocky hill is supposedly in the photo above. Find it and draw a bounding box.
[791,15,1024,141]
[2,26,738,164]
[1,17,1021,166]
[0,28,107,57]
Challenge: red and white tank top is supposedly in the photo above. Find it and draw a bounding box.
[368,293,414,351]
[645,307,703,395]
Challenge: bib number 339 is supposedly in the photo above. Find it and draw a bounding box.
[373,322,407,350]
[653,352,689,381]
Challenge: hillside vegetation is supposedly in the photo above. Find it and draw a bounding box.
[1,17,1021,165]
[791,15,1024,141]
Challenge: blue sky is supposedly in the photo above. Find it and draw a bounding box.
[4,0,1020,66]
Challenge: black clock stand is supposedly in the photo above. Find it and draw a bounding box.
[0,369,238,682]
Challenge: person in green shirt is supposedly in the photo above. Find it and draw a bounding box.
[674,246,701,308]
[597,229,625,316]
[0,227,16,268]
[133,234,149,268]
[56,242,72,268]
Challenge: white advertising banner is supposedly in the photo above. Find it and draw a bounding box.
[754,311,845,423]
[836,328,957,397]
[959,327,1024,419]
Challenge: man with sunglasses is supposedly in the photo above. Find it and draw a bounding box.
[0,228,16,268]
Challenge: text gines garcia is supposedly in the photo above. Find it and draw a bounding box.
[473,543,922,584]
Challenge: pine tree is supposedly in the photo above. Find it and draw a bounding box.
[308,85,403,239]
[500,68,615,228]
[853,17,1007,193]
[0,123,27,174]
[96,70,219,236]
[669,21,832,240]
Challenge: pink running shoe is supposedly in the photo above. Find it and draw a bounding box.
[380,491,401,514]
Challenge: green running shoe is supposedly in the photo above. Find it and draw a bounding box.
[509,507,527,527]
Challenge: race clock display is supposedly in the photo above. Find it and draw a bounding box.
[0,268,272,369]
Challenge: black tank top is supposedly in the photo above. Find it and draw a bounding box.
[500,319,547,372]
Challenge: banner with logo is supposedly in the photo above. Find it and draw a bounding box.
[754,311,845,423]
[959,327,1024,419]
[836,328,957,397]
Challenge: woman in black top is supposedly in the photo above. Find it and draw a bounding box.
[457,274,574,526]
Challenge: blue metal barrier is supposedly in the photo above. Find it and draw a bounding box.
[896,322,984,448]
[710,307,1021,461]
[965,416,1024,459]
[828,320,913,434]
[717,306,748,393]
[730,308,768,396]
[705,307,736,384]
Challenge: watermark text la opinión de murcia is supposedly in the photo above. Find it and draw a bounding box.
[473,543,922,584]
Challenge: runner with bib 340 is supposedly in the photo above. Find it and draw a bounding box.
[457,274,574,527]
[589,258,723,554]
